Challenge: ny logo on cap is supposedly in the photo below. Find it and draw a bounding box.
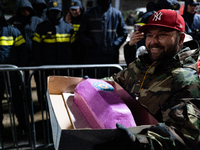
[152,12,162,21]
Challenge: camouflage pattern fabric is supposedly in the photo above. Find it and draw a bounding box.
[109,46,200,149]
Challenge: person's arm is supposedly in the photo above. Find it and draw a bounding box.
[108,67,200,149]
[32,26,43,66]
[78,11,97,47]
[14,29,27,67]
[113,12,127,48]
[124,42,137,65]
[124,31,144,65]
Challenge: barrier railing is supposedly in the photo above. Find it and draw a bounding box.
[0,64,124,150]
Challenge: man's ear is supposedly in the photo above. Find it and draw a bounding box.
[179,33,185,46]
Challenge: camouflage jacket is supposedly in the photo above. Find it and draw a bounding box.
[111,46,200,149]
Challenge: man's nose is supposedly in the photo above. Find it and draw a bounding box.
[150,35,159,44]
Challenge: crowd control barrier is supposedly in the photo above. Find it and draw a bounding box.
[0,64,124,150]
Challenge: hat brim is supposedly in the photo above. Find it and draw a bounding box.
[138,24,180,32]
[70,6,79,9]
[190,2,200,5]
[49,7,61,11]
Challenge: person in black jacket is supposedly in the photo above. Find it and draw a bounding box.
[7,0,43,67]
[0,2,27,133]
[31,0,48,20]
[32,0,74,106]
[78,0,127,78]
[65,0,85,76]
[125,12,135,26]
[182,0,200,45]
[33,0,74,66]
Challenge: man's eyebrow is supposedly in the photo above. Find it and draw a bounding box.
[146,29,174,34]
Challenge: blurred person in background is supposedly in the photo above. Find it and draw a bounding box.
[31,0,48,20]
[182,0,200,44]
[32,0,74,106]
[65,0,85,77]
[125,12,135,26]
[7,0,43,111]
[0,1,27,134]
[78,0,127,78]
[7,0,43,67]
[33,0,74,67]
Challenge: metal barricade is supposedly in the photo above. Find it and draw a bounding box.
[0,64,123,150]
[0,65,30,150]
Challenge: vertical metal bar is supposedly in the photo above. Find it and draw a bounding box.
[27,70,36,149]
[108,68,110,77]
[81,68,84,77]
[41,70,47,145]
[19,70,32,148]
[95,68,97,78]
[5,71,18,148]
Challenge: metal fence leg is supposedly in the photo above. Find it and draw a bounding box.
[4,71,18,149]
[27,70,37,149]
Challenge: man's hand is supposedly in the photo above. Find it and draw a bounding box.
[129,31,144,46]
[93,123,135,150]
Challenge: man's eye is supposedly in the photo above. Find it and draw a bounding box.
[146,34,152,38]
[159,34,166,37]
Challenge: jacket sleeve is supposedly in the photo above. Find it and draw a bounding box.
[113,12,127,48]
[110,68,200,149]
[78,12,97,47]
[32,27,43,66]
[14,29,27,67]
[124,42,137,65]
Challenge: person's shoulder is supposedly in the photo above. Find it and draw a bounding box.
[31,16,43,22]
[59,20,74,30]
[36,20,49,28]
[3,25,23,36]
[7,15,19,25]
[60,20,72,26]
[110,6,121,13]
[172,67,200,84]
[6,24,19,32]
[171,67,200,97]
[60,19,70,25]
[194,13,200,18]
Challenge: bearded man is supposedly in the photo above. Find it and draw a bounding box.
[98,9,200,150]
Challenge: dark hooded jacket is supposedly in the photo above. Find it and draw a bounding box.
[7,0,43,66]
[32,1,75,66]
[0,12,27,66]
[78,4,127,64]
[31,0,48,20]
[68,2,85,64]
[182,2,200,44]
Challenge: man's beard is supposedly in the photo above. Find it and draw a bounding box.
[146,38,179,62]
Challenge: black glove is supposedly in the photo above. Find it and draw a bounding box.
[93,123,135,150]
